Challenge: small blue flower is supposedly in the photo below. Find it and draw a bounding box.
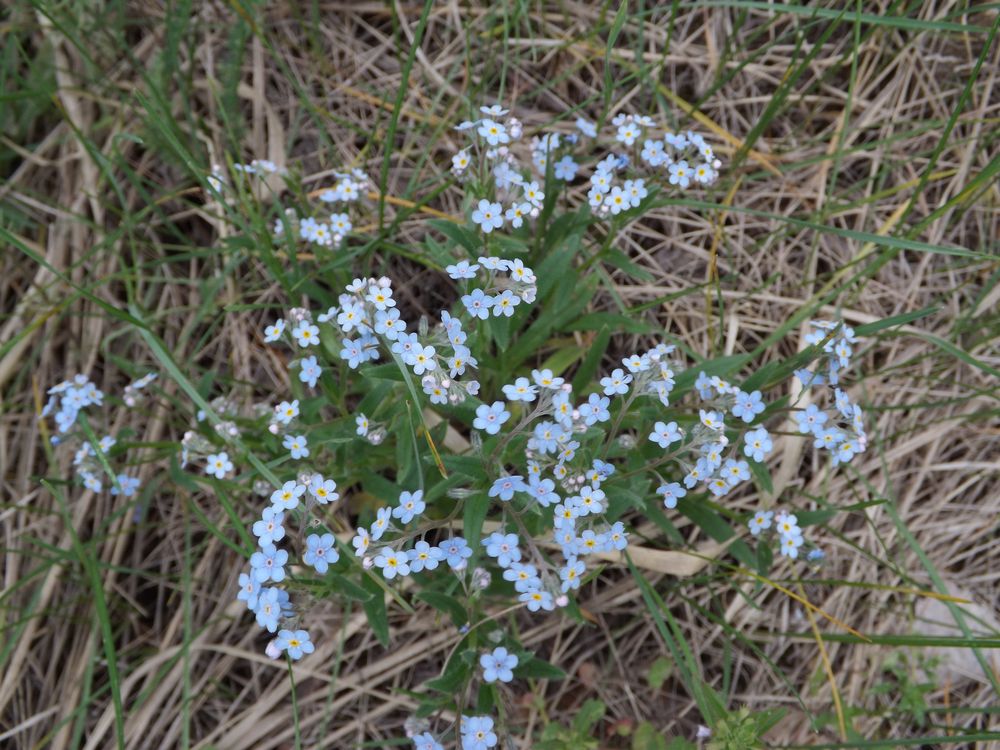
[440,536,472,569]
[408,540,444,572]
[527,475,559,507]
[795,404,828,434]
[252,506,285,547]
[731,390,765,423]
[291,322,320,348]
[607,521,629,551]
[236,571,260,610]
[559,558,586,592]
[656,482,686,509]
[743,427,773,462]
[205,452,233,479]
[649,420,682,448]
[749,510,773,536]
[462,288,495,320]
[480,646,519,683]
[554,155,578,181]
[263,319,286,343]
[473,401,510,435]
[578,393,610,426]
[392,490,426,524]
[489,475,528,501]
[299,355,322,388]
[276,628,315,660]
[503,562,541,592]
[412,731,444,750]
[446,260,480,280]
[471,199,504,233]
[110,474,141,497]
[282,434,309,460]
[250,544,288,583]
[253,587,284,632]
[461,715,498,750]
[303,533,338,574]
[270,480,305,511]
[374,308,405,340]
[599,368,632,396]
[484,532,521,568]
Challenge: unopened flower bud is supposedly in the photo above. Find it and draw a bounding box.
[264,640,282,660]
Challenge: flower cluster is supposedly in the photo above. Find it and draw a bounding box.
[451,105,722,235]
[796,320,867,465]
[169,102,875,749]
[41,372,154,497]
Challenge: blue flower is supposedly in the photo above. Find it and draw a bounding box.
[373,547,410,579]
[291,322,320,348]
[303,533,338,574]
[502,377,537,402]
[299,355,321,388]
[484,532,521,568]
[480,646,519,683]
[599,368,632,396]
[308,475,340,504]
[446,260,480,279]
[252,506,285,547]
[795,404,828,434]
[471,199,504,233]
[554,155,578,181]
[649,420,682,448]
[340,337,365,369]
[656,482,686,509]
[440,537,473,569]
[205,452,233,479]
[519,589,554,612]
[607,521,629,551]
[270,480,305,511]
[503,562,541,593]
[412,732,444,750]
[461,715,498,750]
[748,510,773,536]
[473,401,510,435]
[275,399,299,424]
[263,319,285,343]
[236,571,260,610]
[250,544,289,583]
[578,393,610,425]
[731,390,765,423]
[743,427,773,462]
[528,475,559,507]
[722,458,751,486]
[276,628,315,660]
[282,434,309,460]
[411,345,437,375]
[110,474,141,497]
[462,288,495,320]
[559,558,586,592]
[489,475,528,501]
[408,540,444,572]
[392,490,426,524]
[253,587,282,632]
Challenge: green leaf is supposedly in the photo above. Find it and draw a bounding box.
[647,656,673,691]
[572,699,606,733]
[632,722,668,750]
[516,655,567,681]
[327,573,373,603]
[463,493,490,552]
[425,650,472,693]
[361,574,390,647]
[427,218,480,255]
[416,591,467,628]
